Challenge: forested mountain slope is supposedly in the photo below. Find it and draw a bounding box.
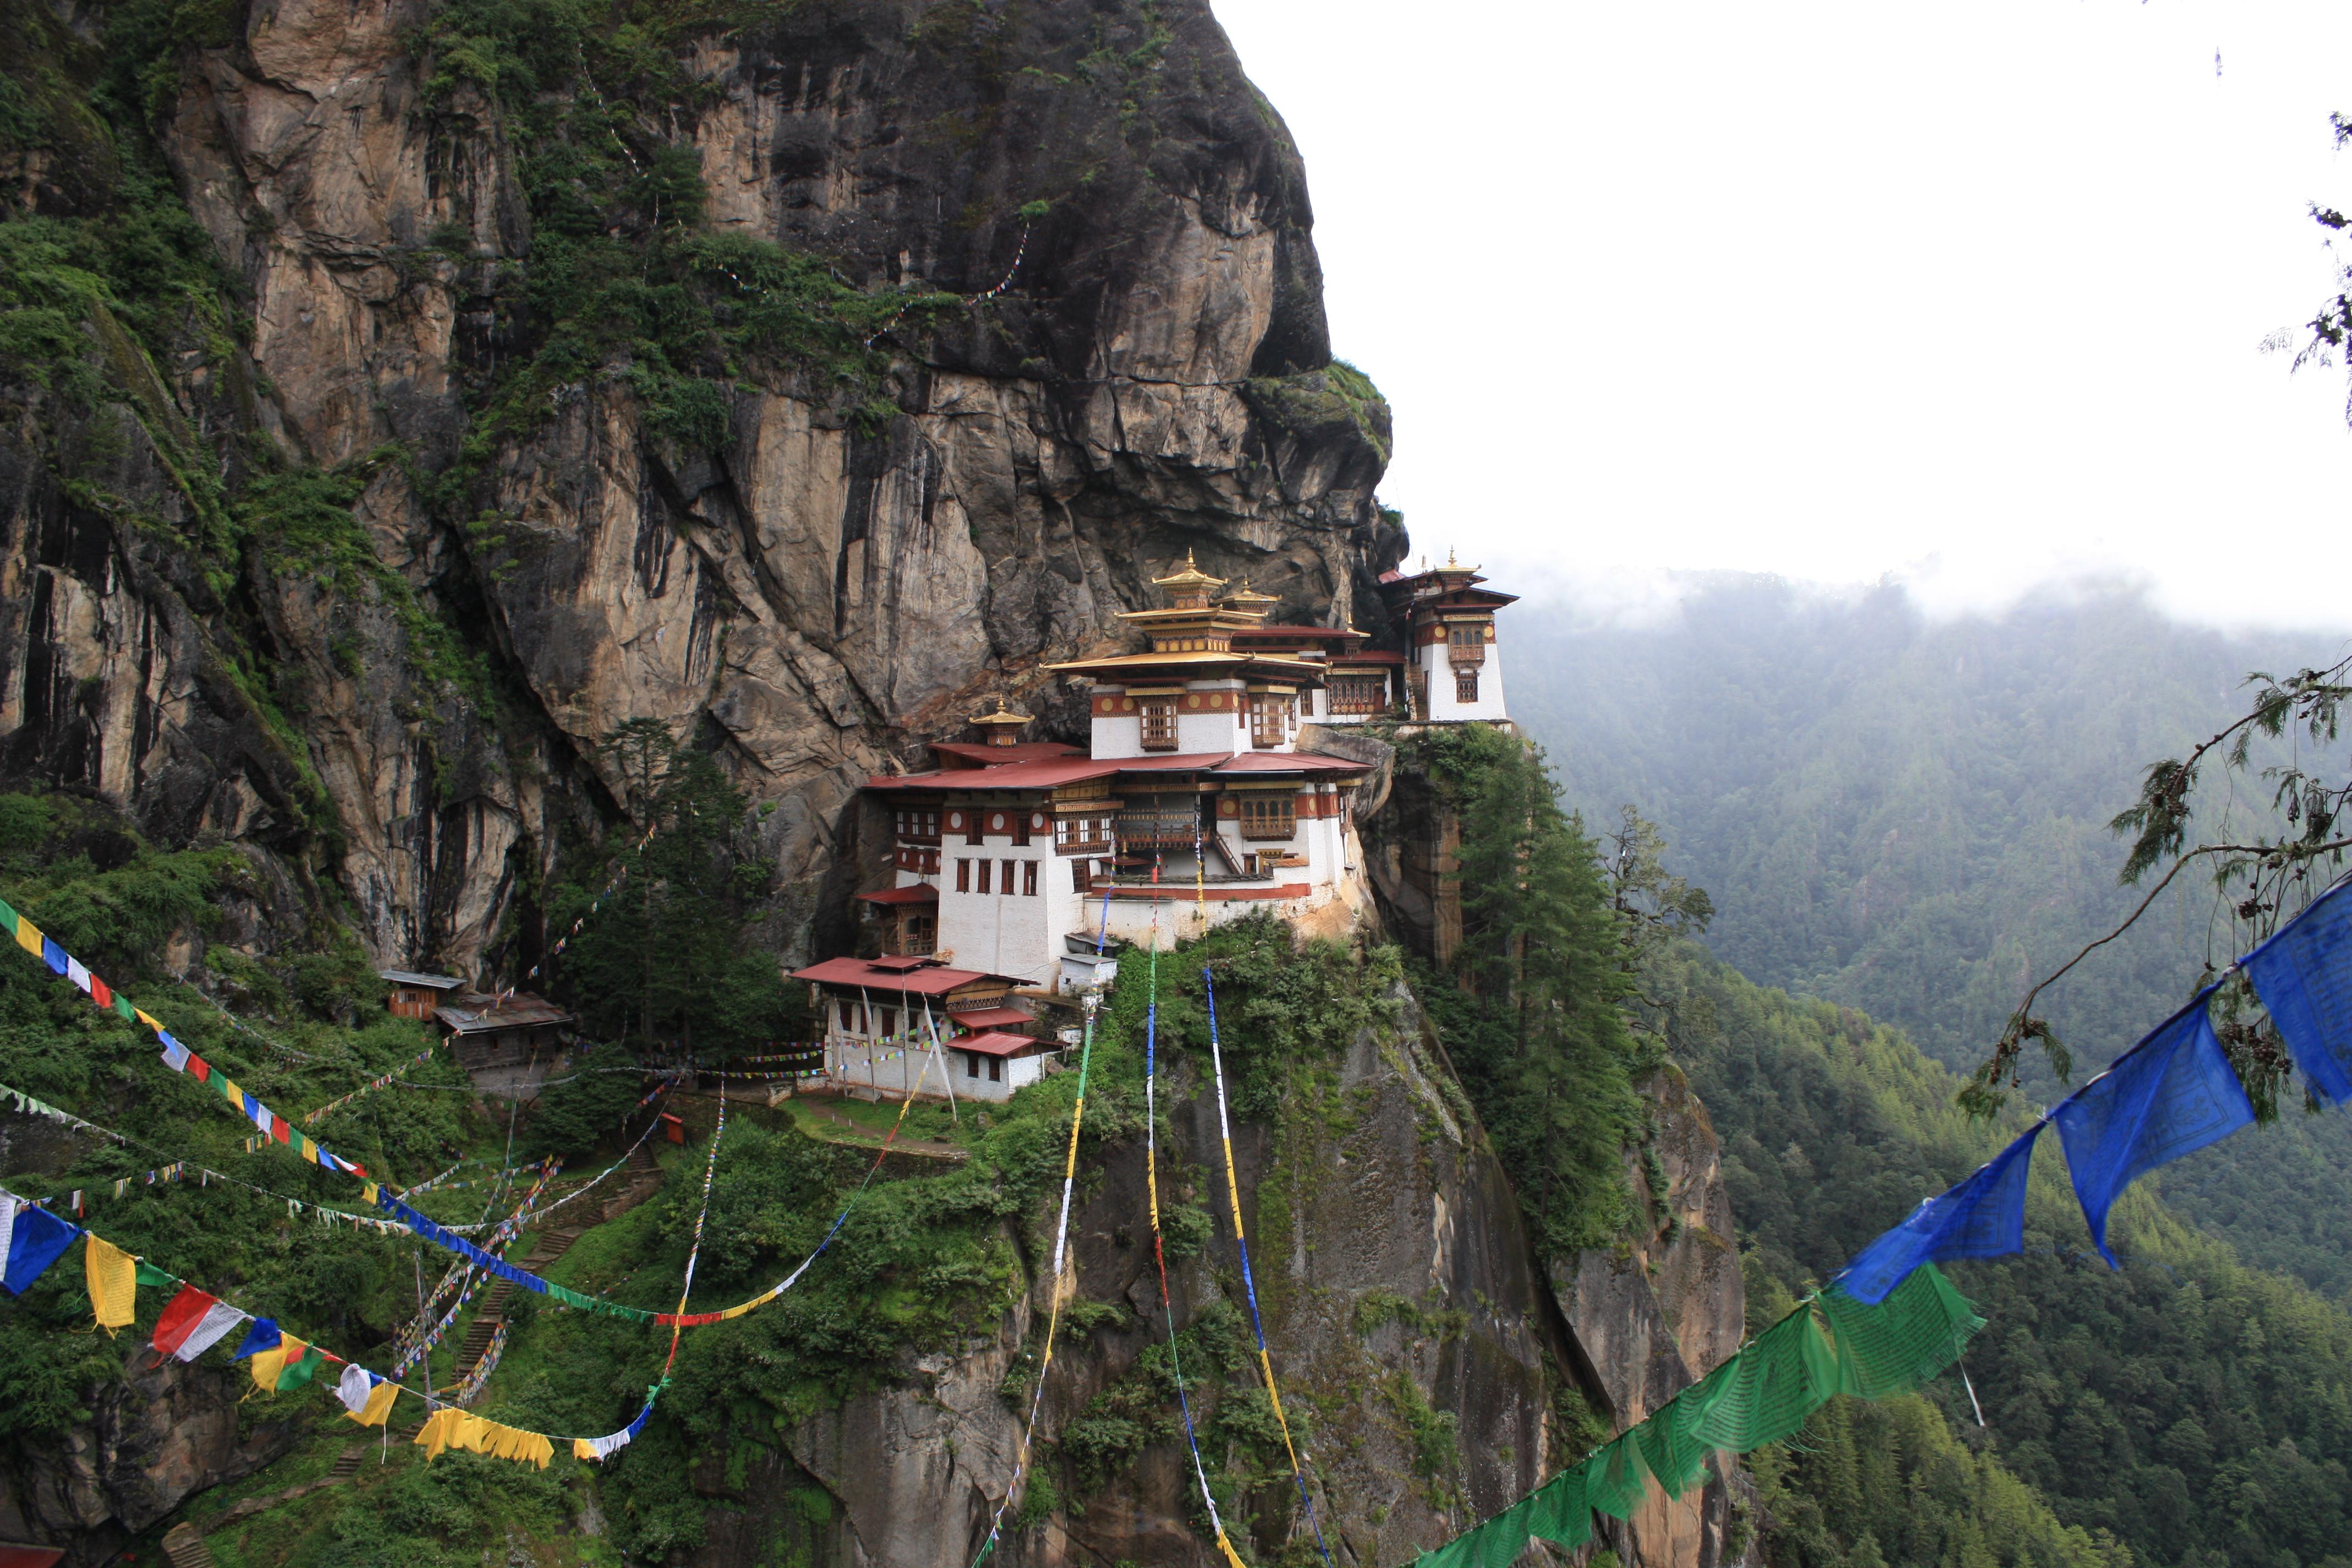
[1512,579,2352,1297]
[1657,941,2352,1568]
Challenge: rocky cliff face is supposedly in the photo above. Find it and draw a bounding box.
[0,3,1754,1564]
[2,0,1402,979]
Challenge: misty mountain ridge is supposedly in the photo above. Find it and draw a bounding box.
[1510,572,2352,1297]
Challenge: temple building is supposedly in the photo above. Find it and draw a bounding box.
[816,551,1515,1096]
[1380,556,1516,725]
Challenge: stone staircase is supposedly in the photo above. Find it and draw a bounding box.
[160,1446,372,1561]
[162,1523,214,1567]
[450,1227,582,1389]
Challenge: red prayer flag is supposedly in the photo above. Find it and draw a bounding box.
[271,1115,292,1144]
[150,1284,243,1361]
[89,976,111,1008]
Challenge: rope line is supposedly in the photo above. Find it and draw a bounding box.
[1203,966,1336,1567]
[969,990,1098,1566]
[1142,891,1250,1568]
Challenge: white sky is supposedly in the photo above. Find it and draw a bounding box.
[1208,0,2352,631]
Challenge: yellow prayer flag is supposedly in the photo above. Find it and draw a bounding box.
[133,1009,160,1029]
[249,1342,290,1392]
[572,1436,598,1462]
[84,1234,137,1333]
[345,1380,400,1428]
[14,918,42,957]
[415,1406,462,1460]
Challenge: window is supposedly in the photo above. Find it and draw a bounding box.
[1330,676,1385,715]
[1447,623,1488,666]
[988,1056,1003,1083]
[893,807,941,843]
[1141,699,1178,750]
[1238,793,1297,840]
[879,1006,896,1038]
[1250,695,1288,748]
[1456,671,1480,705]
[1023,859,1038,896]
[1012,811,1033,846]
[1001,858,1015,894]
[956,858,971,892]
[1073,859,1090,892]
[966,1052,979,1080]
[1055,814,1112,853]
[977,859,992,895]
[1298,688,1314,717]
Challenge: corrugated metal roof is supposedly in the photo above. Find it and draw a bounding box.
[856,884,939,905]
[379,970,466,989]
[947,1006,1033,1031]
[792,957,1035,993]
[435,993,573,1033]
[949,1030,1046,1058]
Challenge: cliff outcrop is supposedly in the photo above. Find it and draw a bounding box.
[0,3,1754,1565]
[1,0,1402,980]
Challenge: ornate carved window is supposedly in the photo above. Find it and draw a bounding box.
[1238,794,1297,841]
[1456,671,1480,705]
[1141,699,1178,750]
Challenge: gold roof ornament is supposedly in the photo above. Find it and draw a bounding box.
[1222,577,1278,612]
[972,695,1032,745]
[1151,550,1227,592]
[972,696,1032,727]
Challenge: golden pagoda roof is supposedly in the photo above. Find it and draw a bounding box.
[971,696,1032,727]
[1151,551,1227,592]
[1221,578,1278,611]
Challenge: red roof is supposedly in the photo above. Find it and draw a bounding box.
[1230,625,1366,641]
[864,752,1236,792]
[931,741,1083,768]
[1211,752,1372,775]
[792,957,1032,994]
[856,884,939,906]
[950,1030,1047,1058]
[948,1006,1034,1031]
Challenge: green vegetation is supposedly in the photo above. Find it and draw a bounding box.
[1513,581,2352,1301]
[1394,723,1653,1255]
[538,722,803,1053]
[1657,939,2352,1568]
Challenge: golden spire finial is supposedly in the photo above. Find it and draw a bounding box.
[1447,547,1458,568]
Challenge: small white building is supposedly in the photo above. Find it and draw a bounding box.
[1379,556,1517,725]
[790,955,1050,1103]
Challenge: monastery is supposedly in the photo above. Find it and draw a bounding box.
[792,554,1515,1102]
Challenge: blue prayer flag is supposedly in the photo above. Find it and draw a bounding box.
[232,1319,281,1359]
[2052,989,2252,1266]
[2244,881,2352,1104]
[1837,1122,2045,1304]
[2,1199,78,1294]
[37,937,68,977]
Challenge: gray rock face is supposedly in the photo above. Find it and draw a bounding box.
[0,1351,296,1567]
[0,0,1403,979]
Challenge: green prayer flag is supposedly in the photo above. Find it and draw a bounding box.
[1686,1303,1834,1453]
[112,994,137,1021]
[134,1261,177,1291]
[1816,1267,1985,1402]
[1463,1498,1533,1568]
[275,1343,324,1390]
[1585,1433,1654,1521]
[0,897,17,935]
[1526,1464,1592,1549]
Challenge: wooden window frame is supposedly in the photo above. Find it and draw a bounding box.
[1140,699,1179,751]
[1238,793,1297,841]
[1455,670,1479,705]
[977,859,992,895]
[1023,859,1038,896]
[1000,857,1015,895]
[956,858,971,892]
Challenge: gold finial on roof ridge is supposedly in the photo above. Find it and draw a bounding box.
[1152,549,1227,591]
[972,695,1032,725]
